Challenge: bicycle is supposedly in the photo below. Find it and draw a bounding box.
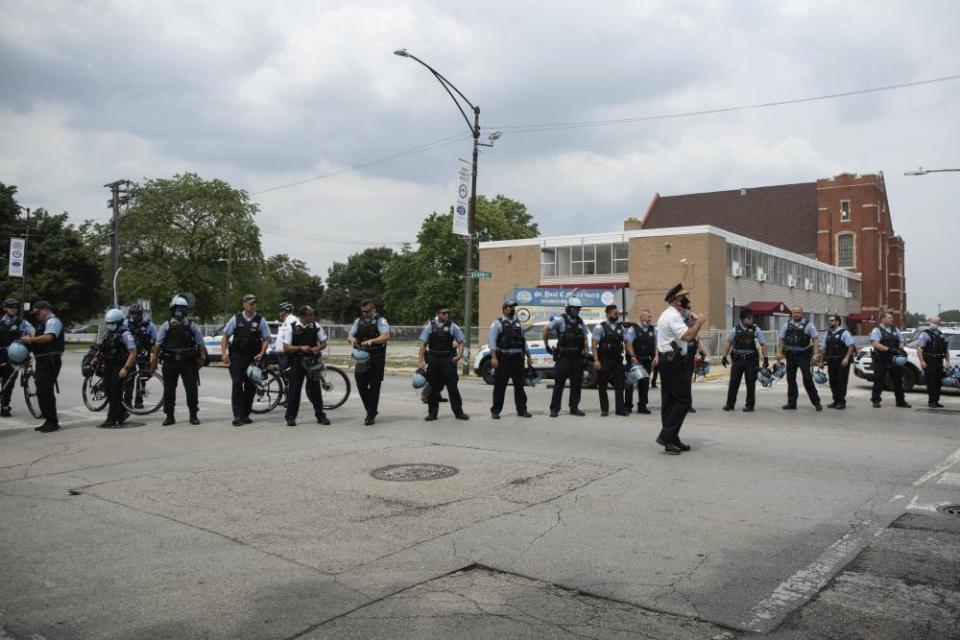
[121,366,165,415]
[1,357,42,419]
[250,360,351,414]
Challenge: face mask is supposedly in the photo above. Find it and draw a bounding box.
[679,297,691,310]
[504,309,515,319]
[567,307,580,318]
[173,309,186,321]
[106,322,119,332]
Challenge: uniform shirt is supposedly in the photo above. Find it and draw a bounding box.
[418,318,465,343]
[826,328,855,348]
[655,306,689,356]
[591,320,624,350]
[869,325,901,346]
[488,317,530,355]
[155,319,205,347]
[779,319,819,351]
[915,326,947,350]
[275,314,299,351]
[546,316,590,338]
[40,315,64,339]
[725,324,766,345]
[222,311,271,341]
[0,315,35,337]
[623,323,655,344]
[106,329,137,351]
[348,316,391,338]
[123,319,158,341]
[288,319,328,346]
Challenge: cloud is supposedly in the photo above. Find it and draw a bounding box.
[1,0,958,312]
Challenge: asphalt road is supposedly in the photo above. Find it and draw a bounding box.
[1,354,958,639]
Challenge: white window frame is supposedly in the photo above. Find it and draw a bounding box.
[836,232,856,268]
[840,200,851,222]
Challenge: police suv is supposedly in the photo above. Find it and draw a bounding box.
[853,326,960,391]
[204,321,283,364]
[472,321,600,388]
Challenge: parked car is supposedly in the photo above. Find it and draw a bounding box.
[853,328,960,391]
[473,321,600,388]
[204,321,282,364]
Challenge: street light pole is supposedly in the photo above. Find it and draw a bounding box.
[394,49,484,373]
[904,167,960,176]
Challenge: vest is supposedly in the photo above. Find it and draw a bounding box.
[355,315,386,353]
[825,329,849,360]
[922,328,948,358]
[99,330,128,367]
[874,326,899,361]
[597,322,624,360]
[427,320,455,355]
[163,318,197,352]
[291,322,320,349]
[129,321,154,354]
[556,314,585,353]
[495,317,525,352]
[0,317,22,348]
[33,315,65,356]
[631,323,656,358]
[733,325,759,356]
[229,313,263,357]
[784,320,811,350]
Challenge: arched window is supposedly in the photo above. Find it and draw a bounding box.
[837,233,855,268]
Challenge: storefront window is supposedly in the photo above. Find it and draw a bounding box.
[540,242,629,277]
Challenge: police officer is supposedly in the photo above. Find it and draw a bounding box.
[282,305,330,427]
[721,309,768,412]
[221,294,271,426]
[684,315,707,413]
[917,315,951,409]
[488,301,533,419]
[823,314,855,410]
[418,303,469,421]
[777,306,823,411]
[592,304,629,416]
[543,297,590,418]
[655,284,705,454]
[348,299,391,425]
[96,309,137,428]
[151,296,206,426]
[869,311,911,409]
[19,301,64,432]
[623,309,657,415]
[0,298,34,417]
[275,301,297,375]
[123,302,157,410]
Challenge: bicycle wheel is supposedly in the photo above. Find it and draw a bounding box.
[22,371,43,419]
[122,370,165,415]
[320,365,351,410]
[251,369,284,414]
[82,374,109,412]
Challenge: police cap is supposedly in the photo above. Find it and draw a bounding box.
[664,283,689,302]
[740,308,754,321]
[33,300,52,310]
[502,300,517,310]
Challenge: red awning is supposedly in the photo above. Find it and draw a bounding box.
[745,301,790,316]
[846,312,876,322]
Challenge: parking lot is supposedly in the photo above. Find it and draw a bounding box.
[1,353,958,639]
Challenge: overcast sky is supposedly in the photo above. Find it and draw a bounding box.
[1,0,958,313]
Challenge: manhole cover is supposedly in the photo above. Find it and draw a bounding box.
[937,504,960,518]
[370,463,459,482]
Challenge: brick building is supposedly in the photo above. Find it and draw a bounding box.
[640,172,905,330]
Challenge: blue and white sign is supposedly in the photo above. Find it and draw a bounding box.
[513,288,618,307]
[452,159,470,236]
[8,238,25,278]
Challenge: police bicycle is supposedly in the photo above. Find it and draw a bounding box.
[1,355,42,419]
[249,359,350,414]
[121,364,165,415]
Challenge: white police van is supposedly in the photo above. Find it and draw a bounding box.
[472,321,599,388]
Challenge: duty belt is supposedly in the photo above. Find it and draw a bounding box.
[732,350,758,360]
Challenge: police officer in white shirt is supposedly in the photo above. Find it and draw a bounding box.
[275,301,297,373]
[655,284,705,454]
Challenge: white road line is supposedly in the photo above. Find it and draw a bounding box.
[913,446,960,487]
[937,472,960,487]
[739,520,880,633]
[199,396,233,405]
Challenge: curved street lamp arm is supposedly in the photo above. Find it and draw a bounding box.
[400,52,477,136]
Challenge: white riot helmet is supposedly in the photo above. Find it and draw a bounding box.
[565,296,583,318]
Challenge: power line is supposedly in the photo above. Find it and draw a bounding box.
[251,132,470,195]
[485,73,960,134]
[259,225,408,246]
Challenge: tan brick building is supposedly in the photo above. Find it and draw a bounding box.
[478,225,862,345]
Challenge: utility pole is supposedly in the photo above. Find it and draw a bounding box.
[104,180,132,307]
[17,207,31,320]
[223,245,233,316]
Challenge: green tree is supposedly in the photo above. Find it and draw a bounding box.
[257,254,325,315]
[84,173,263,322]
[940,309,960,323]
[319,247,397,323]
[0,183,105,323]
[382,194,539,325]
[905,311,928,327]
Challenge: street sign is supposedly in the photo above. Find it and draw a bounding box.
[471,270,492,279]
[8,238,25,278]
